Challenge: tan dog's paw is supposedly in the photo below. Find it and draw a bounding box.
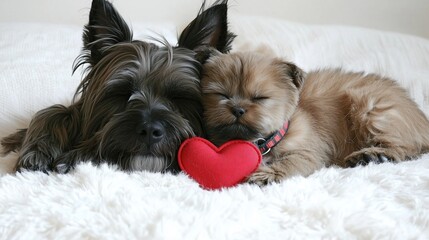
[345,147,393,167]
[246,166,284,187]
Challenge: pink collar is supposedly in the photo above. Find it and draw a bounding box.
[254,121,290,155]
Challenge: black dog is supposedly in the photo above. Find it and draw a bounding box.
[1,0,235,173]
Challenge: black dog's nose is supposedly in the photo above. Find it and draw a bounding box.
[138,122,165,144]
[232,106,246,118]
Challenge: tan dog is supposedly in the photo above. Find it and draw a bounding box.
[201,52,429,186]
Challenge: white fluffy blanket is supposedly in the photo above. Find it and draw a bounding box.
[1,16,429,239]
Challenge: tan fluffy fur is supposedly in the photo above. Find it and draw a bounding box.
[201,52,429,186]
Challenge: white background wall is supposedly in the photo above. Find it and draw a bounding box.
[0,0,428,39]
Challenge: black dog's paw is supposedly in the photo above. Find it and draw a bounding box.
[16,150,53,174]
[53,162,74,174]
[52,157,74,174]
[52,150,85,174]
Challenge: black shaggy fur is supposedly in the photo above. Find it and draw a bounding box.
[1,0,235,173]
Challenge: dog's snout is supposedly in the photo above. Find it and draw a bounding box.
[232,106,246,118]
[138,122,165,144]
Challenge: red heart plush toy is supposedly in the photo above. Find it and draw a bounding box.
[178,137,262,190]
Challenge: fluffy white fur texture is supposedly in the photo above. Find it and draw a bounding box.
[1,16,429,239]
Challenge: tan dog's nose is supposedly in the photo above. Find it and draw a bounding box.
[232,106,246,118]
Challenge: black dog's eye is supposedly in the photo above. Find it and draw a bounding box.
[252,96,269,102]
[127,99,146,110]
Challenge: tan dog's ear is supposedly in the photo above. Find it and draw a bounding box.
[277,60,306,88]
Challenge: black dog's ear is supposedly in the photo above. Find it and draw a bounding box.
[81,0,133,66]
[277,60,306,88]
[178,0,236,56]
[194,47,223,63]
